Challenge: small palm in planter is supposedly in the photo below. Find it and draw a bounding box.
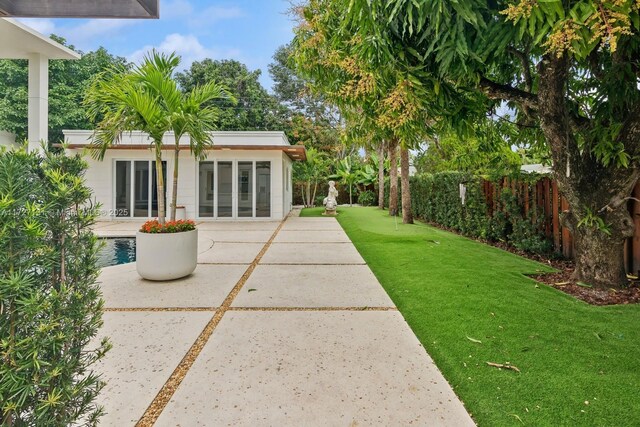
[86,50,231,280]
[137,220,198,280]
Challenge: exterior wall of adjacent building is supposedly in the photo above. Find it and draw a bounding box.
[63,130,295,221]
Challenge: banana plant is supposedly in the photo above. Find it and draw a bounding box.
[330,156,358,206]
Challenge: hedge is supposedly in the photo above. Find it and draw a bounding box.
[385,172,553,255]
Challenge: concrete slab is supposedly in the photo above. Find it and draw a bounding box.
[96,311,212,426]
[94,230,136,238]
[273,229,350,243]
[196,221,279,232]
[94,222,144,232]
[261,243,365,265]
[198,229,274,243]
[198,242,264,264]
[281,218,343,231]
[156,311,474,427]
[232,264,394,308]
[99,264,245,308]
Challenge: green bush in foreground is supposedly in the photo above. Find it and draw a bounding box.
[0,150,109,426]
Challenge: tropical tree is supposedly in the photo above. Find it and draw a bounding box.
[339,0,640,288]
[294,147,328,207]
[331,157,359,206]
[85,55,171,224]
[176,59,287,131]
[292,0,448,224]
[85,51,230,223]
[131,53,232,220]
[0,39,129,143]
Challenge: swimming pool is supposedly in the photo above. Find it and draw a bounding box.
[98,238,136,268]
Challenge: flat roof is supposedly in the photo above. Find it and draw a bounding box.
[0,0,159,19]
[59,130,306,161]
[0,18,80,59]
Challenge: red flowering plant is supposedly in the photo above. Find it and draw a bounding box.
[140,219,196,234]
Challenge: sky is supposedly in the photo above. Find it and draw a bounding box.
[17,0,297,91]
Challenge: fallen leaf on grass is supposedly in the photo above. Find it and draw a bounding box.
[466,336,482,344]
[509,414,524,425]
[486,362,521,373]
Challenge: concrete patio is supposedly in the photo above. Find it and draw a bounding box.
[93,215,475,426]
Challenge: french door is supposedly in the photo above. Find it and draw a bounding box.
[114,160,167,218]
[198,160,271,219]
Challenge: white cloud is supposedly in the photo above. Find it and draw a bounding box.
[188,6,243,29]
[127,33,242,69]
[161,0,194,18]
[60,19,136,42]
[16,18,56,35]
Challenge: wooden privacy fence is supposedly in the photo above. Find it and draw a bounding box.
[482,177,640,275]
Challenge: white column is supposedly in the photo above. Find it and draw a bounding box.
[28,54,48,153]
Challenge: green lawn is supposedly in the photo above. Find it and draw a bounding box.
[301,207,640,426]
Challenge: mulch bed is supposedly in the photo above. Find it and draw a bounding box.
[422,220,640,306]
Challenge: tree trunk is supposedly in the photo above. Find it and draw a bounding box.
[388,138,398,216]
[537,54,638,289]
[306,181,311,207]
[400,145,413,224]
[154,148,166,224]
[170,145,180,221]
[349,184,353,207]
[378,142,385,209]
[312,182,318,208]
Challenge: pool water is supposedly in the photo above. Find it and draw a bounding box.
[98,238,136,268]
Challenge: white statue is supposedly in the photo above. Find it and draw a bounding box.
[323,180,338,214]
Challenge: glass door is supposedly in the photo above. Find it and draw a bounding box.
[237,161,253,217]
[217,161,233,217]
[133,161,149,217]
[114,161,131,217]
[115,160,166,218]
[256,161,271,217]
[198,162,215,217]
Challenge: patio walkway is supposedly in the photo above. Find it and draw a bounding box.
[94,215,475,426]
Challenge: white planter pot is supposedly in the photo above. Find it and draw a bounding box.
[136,229,198,281]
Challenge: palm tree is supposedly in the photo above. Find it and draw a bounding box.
[131,53,232,220]
[85,50,231,223]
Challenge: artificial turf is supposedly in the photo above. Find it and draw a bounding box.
[301,207,640,426]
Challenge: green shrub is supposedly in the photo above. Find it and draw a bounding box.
[0,150,109,426]
[402,171,554,255]
[357,190,376,206]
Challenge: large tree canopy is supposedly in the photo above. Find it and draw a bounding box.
[0,37,129,143]
[269,43,342,154]
[295,0,640,288]
[175,59,287,132]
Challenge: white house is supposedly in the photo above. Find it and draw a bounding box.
[0,18,80,151]
[62,130,306,221]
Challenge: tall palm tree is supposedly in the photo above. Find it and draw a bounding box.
[131,53,233,220]
[85,51,232,223]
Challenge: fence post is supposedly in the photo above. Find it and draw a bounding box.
[560,196,573,258]
[552,180,560,252]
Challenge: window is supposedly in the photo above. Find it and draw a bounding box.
[115,160,166,218]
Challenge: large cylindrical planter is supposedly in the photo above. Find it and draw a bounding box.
[136,229,198,281]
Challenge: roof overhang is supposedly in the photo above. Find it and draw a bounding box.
[58,144,308,162]
[0,18,80,59]
[0,0,159,19]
